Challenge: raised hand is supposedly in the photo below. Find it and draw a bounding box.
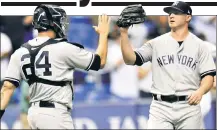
[93,14,111,36]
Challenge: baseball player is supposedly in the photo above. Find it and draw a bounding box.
[118,1,216,129]
[0,4,110,129]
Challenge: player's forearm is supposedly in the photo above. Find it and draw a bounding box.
[120,32,136,65]
[138,67,151,80]
[1,81,16,110]
[96,34,108,68]
[198,75,214,95]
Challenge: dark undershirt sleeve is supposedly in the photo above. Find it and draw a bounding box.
[134,51,143,66]
[88,54,101,71]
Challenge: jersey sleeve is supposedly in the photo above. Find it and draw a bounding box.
[64,43,100,71]
[199,43,216,79]
[134,41,153,66]
[4,51,22,87]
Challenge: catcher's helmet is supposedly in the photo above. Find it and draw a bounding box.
[32,4,68,38]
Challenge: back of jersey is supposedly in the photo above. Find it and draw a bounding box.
[6,36,95,108]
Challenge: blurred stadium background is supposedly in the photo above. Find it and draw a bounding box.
[0,16,216,129]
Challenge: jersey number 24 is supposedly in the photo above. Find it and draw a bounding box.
[21,51,52,79]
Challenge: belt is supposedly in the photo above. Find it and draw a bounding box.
[28,77,71,86]
[152,94,187,103]
[30,101,71,111]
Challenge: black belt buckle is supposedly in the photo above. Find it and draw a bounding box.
[170,95,178,102]
[39,101,55,108]
[168,95,186,102]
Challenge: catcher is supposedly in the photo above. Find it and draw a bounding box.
[0,4,110,129]
[117,2,215,129]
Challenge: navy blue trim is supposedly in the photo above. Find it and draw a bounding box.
[85,54,94,71]
[3,79,20,88]
[201,70,216,80]
[201,69,216,77]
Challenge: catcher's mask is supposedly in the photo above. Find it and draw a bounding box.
[32,4,68,38]
[163,1,192,15]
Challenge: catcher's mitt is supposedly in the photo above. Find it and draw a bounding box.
[116,4,146,28]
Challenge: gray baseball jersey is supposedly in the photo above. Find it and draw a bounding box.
[4,37,98,109]
[134,32,216,96]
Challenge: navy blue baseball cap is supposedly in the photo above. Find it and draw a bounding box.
[164,1,192,15]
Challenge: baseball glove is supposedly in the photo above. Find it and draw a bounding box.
[116,4,146,28]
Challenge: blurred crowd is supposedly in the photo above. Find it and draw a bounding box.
[0,15,216,129]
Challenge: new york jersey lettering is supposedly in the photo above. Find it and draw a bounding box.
[157,54,198,70]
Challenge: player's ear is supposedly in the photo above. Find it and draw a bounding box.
[186,15,192,22]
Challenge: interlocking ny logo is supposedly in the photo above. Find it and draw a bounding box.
[173,1,179,6]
